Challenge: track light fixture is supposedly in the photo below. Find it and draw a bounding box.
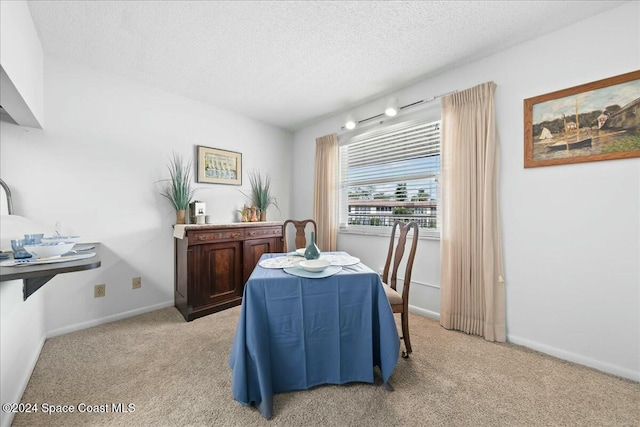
[345,115,356,130]
[384,97,398,117]
[339,91,457,133]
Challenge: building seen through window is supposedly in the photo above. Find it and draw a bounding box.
[339,119,441,236]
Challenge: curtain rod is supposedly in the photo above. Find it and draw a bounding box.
[340,90,457,131]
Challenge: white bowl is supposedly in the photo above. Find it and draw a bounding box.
[299,259,331,273]
[295,248,306,256]
[41,235,81,244]
[24,242,76,259]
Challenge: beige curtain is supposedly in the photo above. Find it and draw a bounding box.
[313,134,338,251]
[440,82,505,342]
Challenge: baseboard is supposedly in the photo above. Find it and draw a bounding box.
[410,279,441,290]
[403,308,638,381]
[507,334,639,382]
[408,305,440,320]
[0,334,46,427]
[46,300,174,338]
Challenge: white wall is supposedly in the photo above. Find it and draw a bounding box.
[0,282,45,427]
[0,0,43,128]
[0,56,292,426]
[292,2,640,380]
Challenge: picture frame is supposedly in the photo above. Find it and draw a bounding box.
[196,146,242,185]
[524,70,640,168]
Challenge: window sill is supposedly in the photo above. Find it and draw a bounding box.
[339,228,440,241]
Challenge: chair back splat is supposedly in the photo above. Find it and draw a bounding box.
[282,219,318,253]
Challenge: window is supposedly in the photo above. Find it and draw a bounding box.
[339,118,441,237]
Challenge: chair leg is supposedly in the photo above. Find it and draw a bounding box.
[401,311,412,358]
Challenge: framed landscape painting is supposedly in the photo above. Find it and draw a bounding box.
[524,70,640,168]
[196,146,242,185]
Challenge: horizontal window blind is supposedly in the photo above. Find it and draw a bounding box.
[339,119,441,234]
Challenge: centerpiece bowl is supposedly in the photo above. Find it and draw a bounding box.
[299,258,330,273]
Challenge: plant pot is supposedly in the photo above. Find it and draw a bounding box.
[176,209,186,224]
[260,210,267,222]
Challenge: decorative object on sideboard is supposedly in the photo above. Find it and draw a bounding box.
[249,206,259,222]
[236,205,250,222]
[242,169,279,222]
[189,201,206,224]
[159,152,196,224]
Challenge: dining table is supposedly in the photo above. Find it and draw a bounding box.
[229,251,400,419]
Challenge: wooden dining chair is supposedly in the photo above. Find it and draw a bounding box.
[282,219,318,253]
[381,220,419,358]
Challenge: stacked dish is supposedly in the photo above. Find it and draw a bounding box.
[41,235,80,244]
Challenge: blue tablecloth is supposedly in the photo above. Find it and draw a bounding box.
[229,252,400,418]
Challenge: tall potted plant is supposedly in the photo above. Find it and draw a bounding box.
[245,170,279,221]
[159,152,196,224]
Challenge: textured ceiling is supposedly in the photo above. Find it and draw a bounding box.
[27,1,624,131]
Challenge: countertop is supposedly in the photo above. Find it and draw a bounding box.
[173,221,283,239]
[178,221,283,229]
[0,243,102,300]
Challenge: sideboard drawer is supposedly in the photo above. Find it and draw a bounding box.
[245,227,282,239]
[190,229,245,244]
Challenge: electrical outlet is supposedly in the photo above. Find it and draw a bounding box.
[132,277,141,289]
[94,284,106,298]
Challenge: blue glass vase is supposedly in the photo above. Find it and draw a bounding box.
[304,232,321,260]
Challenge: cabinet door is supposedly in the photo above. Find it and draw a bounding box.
[197,241,242,308]
[243,237,281,283]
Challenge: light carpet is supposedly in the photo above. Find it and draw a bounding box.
[13,306,639,426]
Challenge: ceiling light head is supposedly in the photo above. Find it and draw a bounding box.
[385,97,398,117]
[345,115,356,130]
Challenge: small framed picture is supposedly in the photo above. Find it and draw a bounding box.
[196,146,242,185]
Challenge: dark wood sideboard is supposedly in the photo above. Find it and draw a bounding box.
[174,222,283,321]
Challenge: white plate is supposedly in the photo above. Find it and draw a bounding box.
[322,254,361,266]
[259,256,302,269]
[283,265,342,279]
[74,244,95,251]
